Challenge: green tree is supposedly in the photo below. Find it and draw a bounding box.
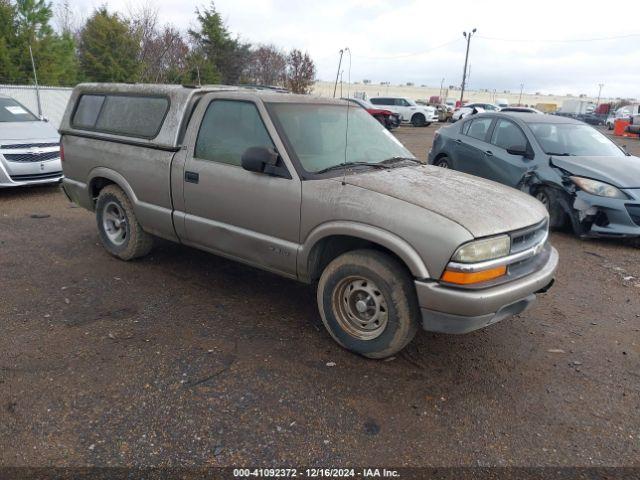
[187,2,251,84]
[78,7,140,82]
[0,0,78,85]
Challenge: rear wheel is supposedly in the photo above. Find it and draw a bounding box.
[434,156,451,169]
[96,185,153,260]
[317,249,419,359]
[411,113,426,127]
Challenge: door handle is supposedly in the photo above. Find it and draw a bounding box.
[455,139,463,144]
[185,171,199,184]
[485,150,494,157]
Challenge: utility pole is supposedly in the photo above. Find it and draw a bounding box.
[333,49,344,98]
[459,28,476,104]
[518,83,524,106]
[439,77,444,101]
[596,83,604,107]
[29,45,43,119]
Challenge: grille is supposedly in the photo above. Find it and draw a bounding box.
[626,204,640,226]
[0,142,59,150]
[510,219,548,254]
[3,151,60,162]
[9,171,63,182]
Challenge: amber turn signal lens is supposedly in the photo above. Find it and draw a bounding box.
[441,265,507,285]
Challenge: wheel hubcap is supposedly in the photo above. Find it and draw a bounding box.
[102,201,128,246]
[332,276,388,341]
[438,160,449,168]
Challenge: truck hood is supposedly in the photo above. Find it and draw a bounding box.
[343,165,547,238]
[0,121,59,142]
[550,155,640,189]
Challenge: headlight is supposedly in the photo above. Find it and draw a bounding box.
[451,235,510,263]
[570,176,627,199]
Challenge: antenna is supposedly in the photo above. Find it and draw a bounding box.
[333,49,344,98]
[341,47,351,186]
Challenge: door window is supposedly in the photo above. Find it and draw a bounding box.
[490,119,528,150]
[194,100,274,166]
[465,118,493,141]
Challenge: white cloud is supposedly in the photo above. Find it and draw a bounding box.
[69,0,640,98]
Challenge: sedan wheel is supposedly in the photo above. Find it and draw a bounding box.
[535,187,567,229]
[435,157,450,169]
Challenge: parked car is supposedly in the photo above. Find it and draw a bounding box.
[428,112,640,240]
[60,84,557,358]
[369,96,438,127]
[451,103,499,122]
[500,107,544,114]
[606,106,633,130]
[0,95,62,187]
[577,112,607,126]
[343,97,400,129]
[434,104,453,122]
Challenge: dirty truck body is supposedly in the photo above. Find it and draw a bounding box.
[60,84,558,358]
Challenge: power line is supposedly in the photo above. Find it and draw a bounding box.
[476,33,640,43]
[353,38,462,60]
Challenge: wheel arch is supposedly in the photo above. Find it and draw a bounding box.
[88,168,140,209]
[299,222,430,283]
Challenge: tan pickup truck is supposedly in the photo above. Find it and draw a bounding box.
[60,84,558,358]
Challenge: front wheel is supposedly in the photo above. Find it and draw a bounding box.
[96,185,153,260]
[317,249,419,359]
[411,113,426,127]
[534,187,567,230]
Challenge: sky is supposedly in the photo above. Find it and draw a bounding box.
[69,0,640,99]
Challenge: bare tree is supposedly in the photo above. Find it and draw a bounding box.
[141,26,190,83]
[286,49,315,94]
[245,44,287,86]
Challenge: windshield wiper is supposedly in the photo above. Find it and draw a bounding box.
[316,162,392,174]
[380,156,421,165]
[547,152,574,156]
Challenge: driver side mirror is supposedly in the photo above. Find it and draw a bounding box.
[507,145,534,159]
[241,146,291,178]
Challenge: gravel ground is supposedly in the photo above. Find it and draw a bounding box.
[1,125,639,468]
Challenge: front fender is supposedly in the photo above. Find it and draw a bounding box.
[298,220,430,281]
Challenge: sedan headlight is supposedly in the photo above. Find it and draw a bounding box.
[451,235,511,263]
[570,176,627,199]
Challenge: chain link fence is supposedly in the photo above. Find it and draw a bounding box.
[0,84,73,129]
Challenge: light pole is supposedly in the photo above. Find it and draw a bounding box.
[518,83,524,106]
[28,45,43,119]
[596,83,604,107]
[460,28,476,104]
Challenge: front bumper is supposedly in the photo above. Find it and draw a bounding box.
[416,246,559,334]
[0,157,63,187]
[574,190,640,238]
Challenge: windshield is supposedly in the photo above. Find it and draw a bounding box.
[269,103,414,174]
[529,123,625,157]
[0,98,38,122]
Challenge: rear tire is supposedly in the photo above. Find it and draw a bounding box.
[317,249,419,359]
[434,156,451,169]
[96,185,153,261]
[411,113,426,127]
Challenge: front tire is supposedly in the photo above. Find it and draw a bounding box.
[96,185,153,260]
[317,249,419,359]
[411,113,426,127]
[534,187,567,230]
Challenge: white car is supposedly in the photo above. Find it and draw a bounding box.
[605,106,636,130]
[369,96,438,127]
[451,102,499,122]
[0,95,62,187]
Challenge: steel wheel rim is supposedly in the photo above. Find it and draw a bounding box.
[332,276,388,341]
[102,201,128,246]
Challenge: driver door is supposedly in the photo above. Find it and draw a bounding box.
[179,94,301,277]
